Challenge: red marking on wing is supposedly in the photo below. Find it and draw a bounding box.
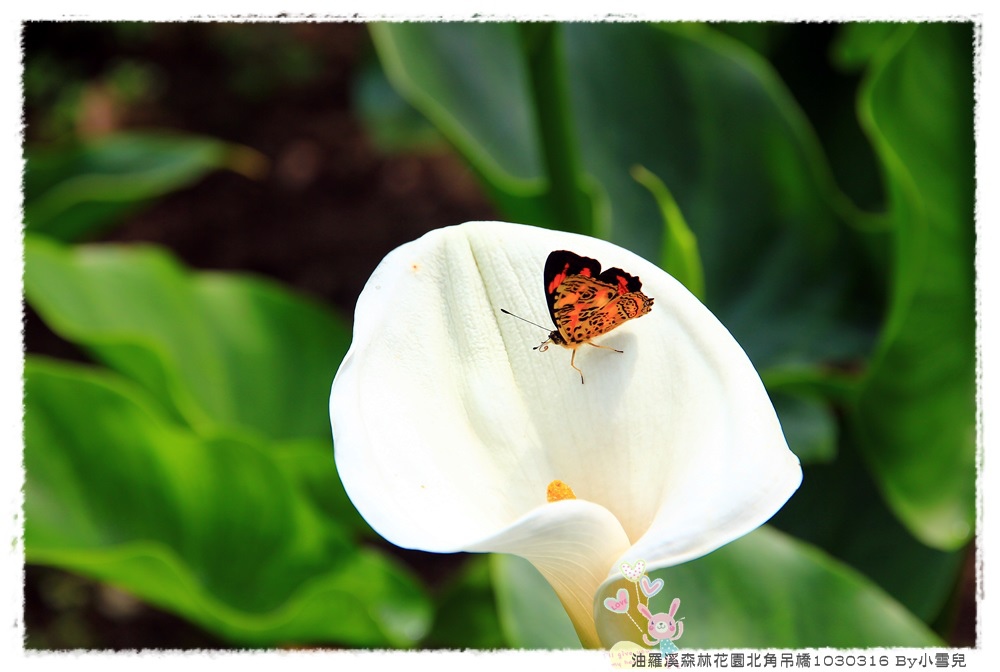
[580,268,593,278]
[616,275,629,295]
[547,263,571,294]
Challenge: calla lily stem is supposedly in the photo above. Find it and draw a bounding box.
[519,23,593,237]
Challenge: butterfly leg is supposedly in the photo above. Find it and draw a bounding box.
[570,348,585,385]
[585,341,624,354]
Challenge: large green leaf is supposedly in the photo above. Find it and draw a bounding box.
[853,23,976,550]
[269,438,375,540]
[24,357,431,646]
[371,22,879,372]
[370,23,543,191]
[595,526,942,648]
[352,55,446,154]
[567,23,878,370]
[491,554,580,649]
[369,23,552,229]
[24,131,265,242]
[24,234,351,443]
[770,437,964,626]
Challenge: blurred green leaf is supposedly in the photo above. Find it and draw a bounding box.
[24,234,351,443]
[24,357,431,647]
[517,22,595,236]
[422,556,507,649]
[24,131,265,242]
[352,56,446,153]
[595,526,942,648]
[630,164,705,302]
[371,23,879,371]
[370,23,553,229]
[269,438,376,541]
[771,437,964,625]
[770,391,838,464]
[370,23,543,191]
[564,23,878,369]
[831,23,903,72]
[853,23,975,550]
[491,554,580,649]
[712,22,793,58]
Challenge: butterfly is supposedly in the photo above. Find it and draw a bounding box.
[502,250,654,384]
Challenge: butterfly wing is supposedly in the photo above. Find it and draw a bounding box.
[591,265,653,332]
[544,251,616,345]
[596,265,644,296]
[544,250,600,306]
[543,250,653,346]
[576,288,655,342]
[550,275,623,344]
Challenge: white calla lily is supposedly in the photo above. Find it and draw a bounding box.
[330,221,801,648]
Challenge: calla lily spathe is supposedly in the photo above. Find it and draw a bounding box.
[330,221,801,648]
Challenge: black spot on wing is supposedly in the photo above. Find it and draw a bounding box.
[597,266,643,293]
[545,250,602,286]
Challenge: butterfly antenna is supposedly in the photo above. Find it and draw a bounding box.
[500,308,550,333]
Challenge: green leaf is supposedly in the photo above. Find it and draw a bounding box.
[760,362,964,625]
[269,439,376,540]
[369,23,554,229]
[517,23,595,236]
[370,22,543,192]
[771,437,964,625]
[352,55,446,153]
[371,23,879,371]
[23,234,351,443]
[770,391,838,464]
[491,554,581,649]
[712,23,793,58]
[853,23,976,550]
[422,556,506,649]
[595,526,942,648]
[24,357,432,647]
[563,23,877,368]
[630,164,706,302]
[831,23,903,72]
[24,131,265,242]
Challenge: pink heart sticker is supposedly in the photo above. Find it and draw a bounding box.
[640,575,664,598]
[620,560,646,582]
[603,588,630,614]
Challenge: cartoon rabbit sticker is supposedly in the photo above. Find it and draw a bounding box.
[637,597,684,654]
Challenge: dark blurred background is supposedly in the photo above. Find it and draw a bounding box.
[21,21,977,649]
[23,23,496,322]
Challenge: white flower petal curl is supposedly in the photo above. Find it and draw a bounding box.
[330,221,801,646]
[465,500,631,647]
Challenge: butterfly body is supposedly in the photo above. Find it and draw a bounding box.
[535,250,654,382]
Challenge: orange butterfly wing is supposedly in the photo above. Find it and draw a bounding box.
[544,250,654,347]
